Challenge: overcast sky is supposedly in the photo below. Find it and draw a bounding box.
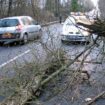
[39,0,99,9]
[91,0,99,7]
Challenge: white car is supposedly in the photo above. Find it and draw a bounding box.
[0,16,42,44]
[61,15,92,43]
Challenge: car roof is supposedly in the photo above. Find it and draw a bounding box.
[0,16,31,20]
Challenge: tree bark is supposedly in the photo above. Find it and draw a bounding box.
[77,19,105,37]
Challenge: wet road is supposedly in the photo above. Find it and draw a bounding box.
[0,23,105,104]
[0,23,62,70]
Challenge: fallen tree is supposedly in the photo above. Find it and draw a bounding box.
[76,17,105,105]
[0,16,103,105]
[76,18,105,37]
[0,38,98,105]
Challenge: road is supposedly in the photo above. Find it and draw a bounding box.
[0,23,105,105]
[0,23,103,78]
[0,23,62,75]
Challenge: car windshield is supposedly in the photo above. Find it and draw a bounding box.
[65,16,76,25]
[0,19,19,27]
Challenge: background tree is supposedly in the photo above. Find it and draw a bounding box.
[98,0,105,19]
[78,0,94,12]
[0,0,4,17]
[45,0,62,17]
[7,0,13,16]
[70,0,80,12]
[70,0,94,12]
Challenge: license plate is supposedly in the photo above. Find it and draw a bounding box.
[67,36,76,39]
[2,33,12,38]
[67,36,82,40]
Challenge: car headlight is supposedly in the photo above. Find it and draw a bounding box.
[62,30,68,35]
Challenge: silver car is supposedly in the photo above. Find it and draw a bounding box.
[0,16,42,44]
[61,15,92,43]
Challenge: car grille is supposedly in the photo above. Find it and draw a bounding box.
[66,35,84,40]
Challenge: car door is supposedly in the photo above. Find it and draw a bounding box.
[29,18,41,39]
[21,17,33,40]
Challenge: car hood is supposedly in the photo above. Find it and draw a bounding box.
[62,25,90,36]
[63,25,79,35]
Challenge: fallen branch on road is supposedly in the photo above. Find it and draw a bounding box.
[0,37,99,105]
[69,59,102,64]
[85,91,105,105]
[41,21,59,27]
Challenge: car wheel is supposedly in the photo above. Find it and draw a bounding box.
[61,39,65,43]
[21,34,28,45]
[0,42,4,46]
[37,29,42,39]
[23,34,28,44]
[61,40,69,45]
[39,29,42,38]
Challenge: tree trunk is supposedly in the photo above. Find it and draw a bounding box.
[7,0,13,16]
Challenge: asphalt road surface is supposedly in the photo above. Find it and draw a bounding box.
[0,24,61,70]
[0,23,103,76]
[0,23,105,105]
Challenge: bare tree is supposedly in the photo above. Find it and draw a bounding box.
[0,0,4,17]
[78,0,94,12]
[99,0,105,19]
[7,0,13,16]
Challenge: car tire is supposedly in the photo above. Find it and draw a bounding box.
[61,39,65,43]
[36,29,42,39]
[0,42,4,46]
[61,39,67,44]
[39,29,42,38]
[20,34,28,45]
